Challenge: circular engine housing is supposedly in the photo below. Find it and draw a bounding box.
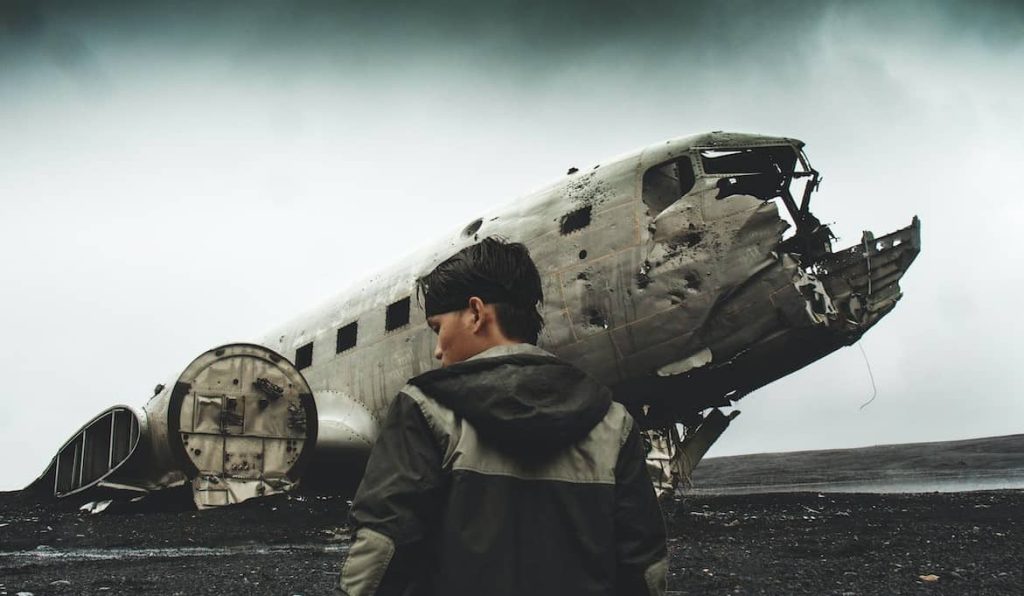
[166,344,317,507]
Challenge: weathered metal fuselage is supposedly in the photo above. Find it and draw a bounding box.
[33,132,920,504]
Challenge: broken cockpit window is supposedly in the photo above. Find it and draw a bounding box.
[701,145,829,260]
[701,146,798,202]
[642,156,696,214]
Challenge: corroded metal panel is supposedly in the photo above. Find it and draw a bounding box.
[167,344,317,507]
[223,437,263,480]
[183,433,224,475]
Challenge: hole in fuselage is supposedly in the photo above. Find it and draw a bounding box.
[462,218,483,237]
[560,205,592,235]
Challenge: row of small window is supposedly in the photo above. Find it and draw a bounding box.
[291,195,610,372]
[294,296,411,370]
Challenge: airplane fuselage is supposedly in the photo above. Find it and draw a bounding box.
[35,132,921,505]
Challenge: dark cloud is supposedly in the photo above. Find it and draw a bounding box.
[3,0,1020,104]
[6,0,1022,62]
[1,0,111,95]
[247,0,1024,52]
[0,0,45,37]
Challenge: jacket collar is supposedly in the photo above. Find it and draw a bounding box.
[466,342,553,362]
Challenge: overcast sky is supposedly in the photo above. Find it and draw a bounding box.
[1,0,1022,491]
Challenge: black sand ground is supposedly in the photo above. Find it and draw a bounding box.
[3,434,1023,595]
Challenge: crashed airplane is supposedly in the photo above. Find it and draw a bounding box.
[31,132,921,507]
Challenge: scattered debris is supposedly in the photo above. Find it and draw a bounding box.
[0,488,1020,594]
[322,527,351,542]
[79,500,113,515]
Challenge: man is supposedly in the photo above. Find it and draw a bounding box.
[338,237,667,595]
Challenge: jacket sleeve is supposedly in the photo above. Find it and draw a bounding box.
[614,420,669,596]
[338,392,447,596]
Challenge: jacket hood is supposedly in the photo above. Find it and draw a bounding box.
[408,344,612,456]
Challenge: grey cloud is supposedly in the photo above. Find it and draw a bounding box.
[7,1,1022,66]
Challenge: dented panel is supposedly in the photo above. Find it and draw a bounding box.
[166,344,317,507]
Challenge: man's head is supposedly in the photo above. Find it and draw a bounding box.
[417,237,544,366]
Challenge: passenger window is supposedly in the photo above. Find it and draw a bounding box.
[385,297,411,331]
[336,322,358,353]
[295,342,313,370]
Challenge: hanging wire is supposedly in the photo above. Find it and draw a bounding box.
[857,341,878,410]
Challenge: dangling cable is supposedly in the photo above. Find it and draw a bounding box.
[857,341,878,410]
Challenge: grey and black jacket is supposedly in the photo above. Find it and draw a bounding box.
[338,343,668,596]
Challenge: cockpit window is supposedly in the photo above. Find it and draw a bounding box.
[642,156,696,214]
[701,146,799,202]
[700,146,797,175]
[699,145,828,257]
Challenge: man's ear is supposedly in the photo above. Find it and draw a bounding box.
[467,296,486,332]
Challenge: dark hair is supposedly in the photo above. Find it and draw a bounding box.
[417,237,544,344]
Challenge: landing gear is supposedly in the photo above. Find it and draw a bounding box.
[645,408,741,498]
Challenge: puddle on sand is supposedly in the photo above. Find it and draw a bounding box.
[690,474,1024,496]
[0,543,348,562]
